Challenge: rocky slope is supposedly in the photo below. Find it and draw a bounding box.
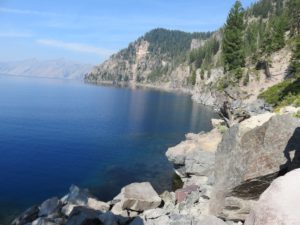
[0,59,93,80]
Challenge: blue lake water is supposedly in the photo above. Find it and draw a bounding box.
[0,75,217,223]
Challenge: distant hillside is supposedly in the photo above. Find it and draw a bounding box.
[86,0,300,109]
[0,59,93,80]
[85,28,213,85]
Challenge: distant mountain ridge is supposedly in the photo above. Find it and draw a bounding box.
[0,58,93,80]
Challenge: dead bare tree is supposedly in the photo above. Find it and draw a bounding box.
[218,101,250,127]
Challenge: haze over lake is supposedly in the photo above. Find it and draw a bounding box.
[0,75,217,223]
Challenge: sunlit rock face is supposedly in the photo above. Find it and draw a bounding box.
[245,169,300,225]
[210,113,300,221]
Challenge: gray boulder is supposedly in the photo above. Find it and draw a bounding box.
[119,182,161,212]
[144,208,167,220]
[30,218,59,225]
[147,215,170,225]
[169,214,193,225]
[222,197,256,221]
[159,191,176,206]
[210,113,300,220]
[128,217,145,225]
[86,198,109,212]
[245,99,273,116]
[63,185,90,205]
[66,206,102,225]
[98,211,119,225]
[194,215,227,225]
[39,197,61,217]
[62,185,109,213]
[245,169,300,225]
[166,129,222,178]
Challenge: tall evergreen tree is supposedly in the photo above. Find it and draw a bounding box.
[262,16,286,55]
[222,0,245,72]
[287,0,300,36]
[290,36,300,78]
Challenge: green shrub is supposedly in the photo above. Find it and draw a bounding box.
[259,78,300,107]
[217,125,228,134]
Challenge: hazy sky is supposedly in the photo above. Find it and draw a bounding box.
[0,0,255,64]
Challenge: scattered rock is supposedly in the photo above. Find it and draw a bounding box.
[246,99,272,116]
[66,206,102,225]
[111,202,128,217]
[148,215,170,225]
[159,191,176,206]
[144,208,167,219]
[169,213,193,225]
[128,216,145,225]
[245,169,300,225]
[31,218,59,225]
[39,197,61,217]
[119,182,161,211]
[175,185,199,203]
[11,205,39,225]
[222,197,255,221]
[86,198,109,212]
[194,215,227,225]
[98,211,119,225]
[61,204,77,217]
[63,185,90,205]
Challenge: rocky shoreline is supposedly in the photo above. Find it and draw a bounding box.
[11,106,300,225]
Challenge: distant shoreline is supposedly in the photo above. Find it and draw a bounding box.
[0,73,82,81]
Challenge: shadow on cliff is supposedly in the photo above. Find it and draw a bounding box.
[279,127,300,175]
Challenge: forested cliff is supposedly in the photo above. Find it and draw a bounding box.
[85,0,300,109]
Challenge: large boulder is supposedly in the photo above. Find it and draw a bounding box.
[166,129,222,178]
[210,113,300,220]
[62,185,109,212]
[245,169,300,225]
[118,182,161,212]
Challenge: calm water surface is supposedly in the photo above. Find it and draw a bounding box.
[0,76,217,223]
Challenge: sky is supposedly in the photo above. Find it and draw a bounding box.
[0,0,255,65]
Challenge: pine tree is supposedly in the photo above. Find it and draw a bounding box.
[272,17,286,50]
[287,0,300,36]
[290,36,300,78]
[261,15,287,56]
[222,0,245,72]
